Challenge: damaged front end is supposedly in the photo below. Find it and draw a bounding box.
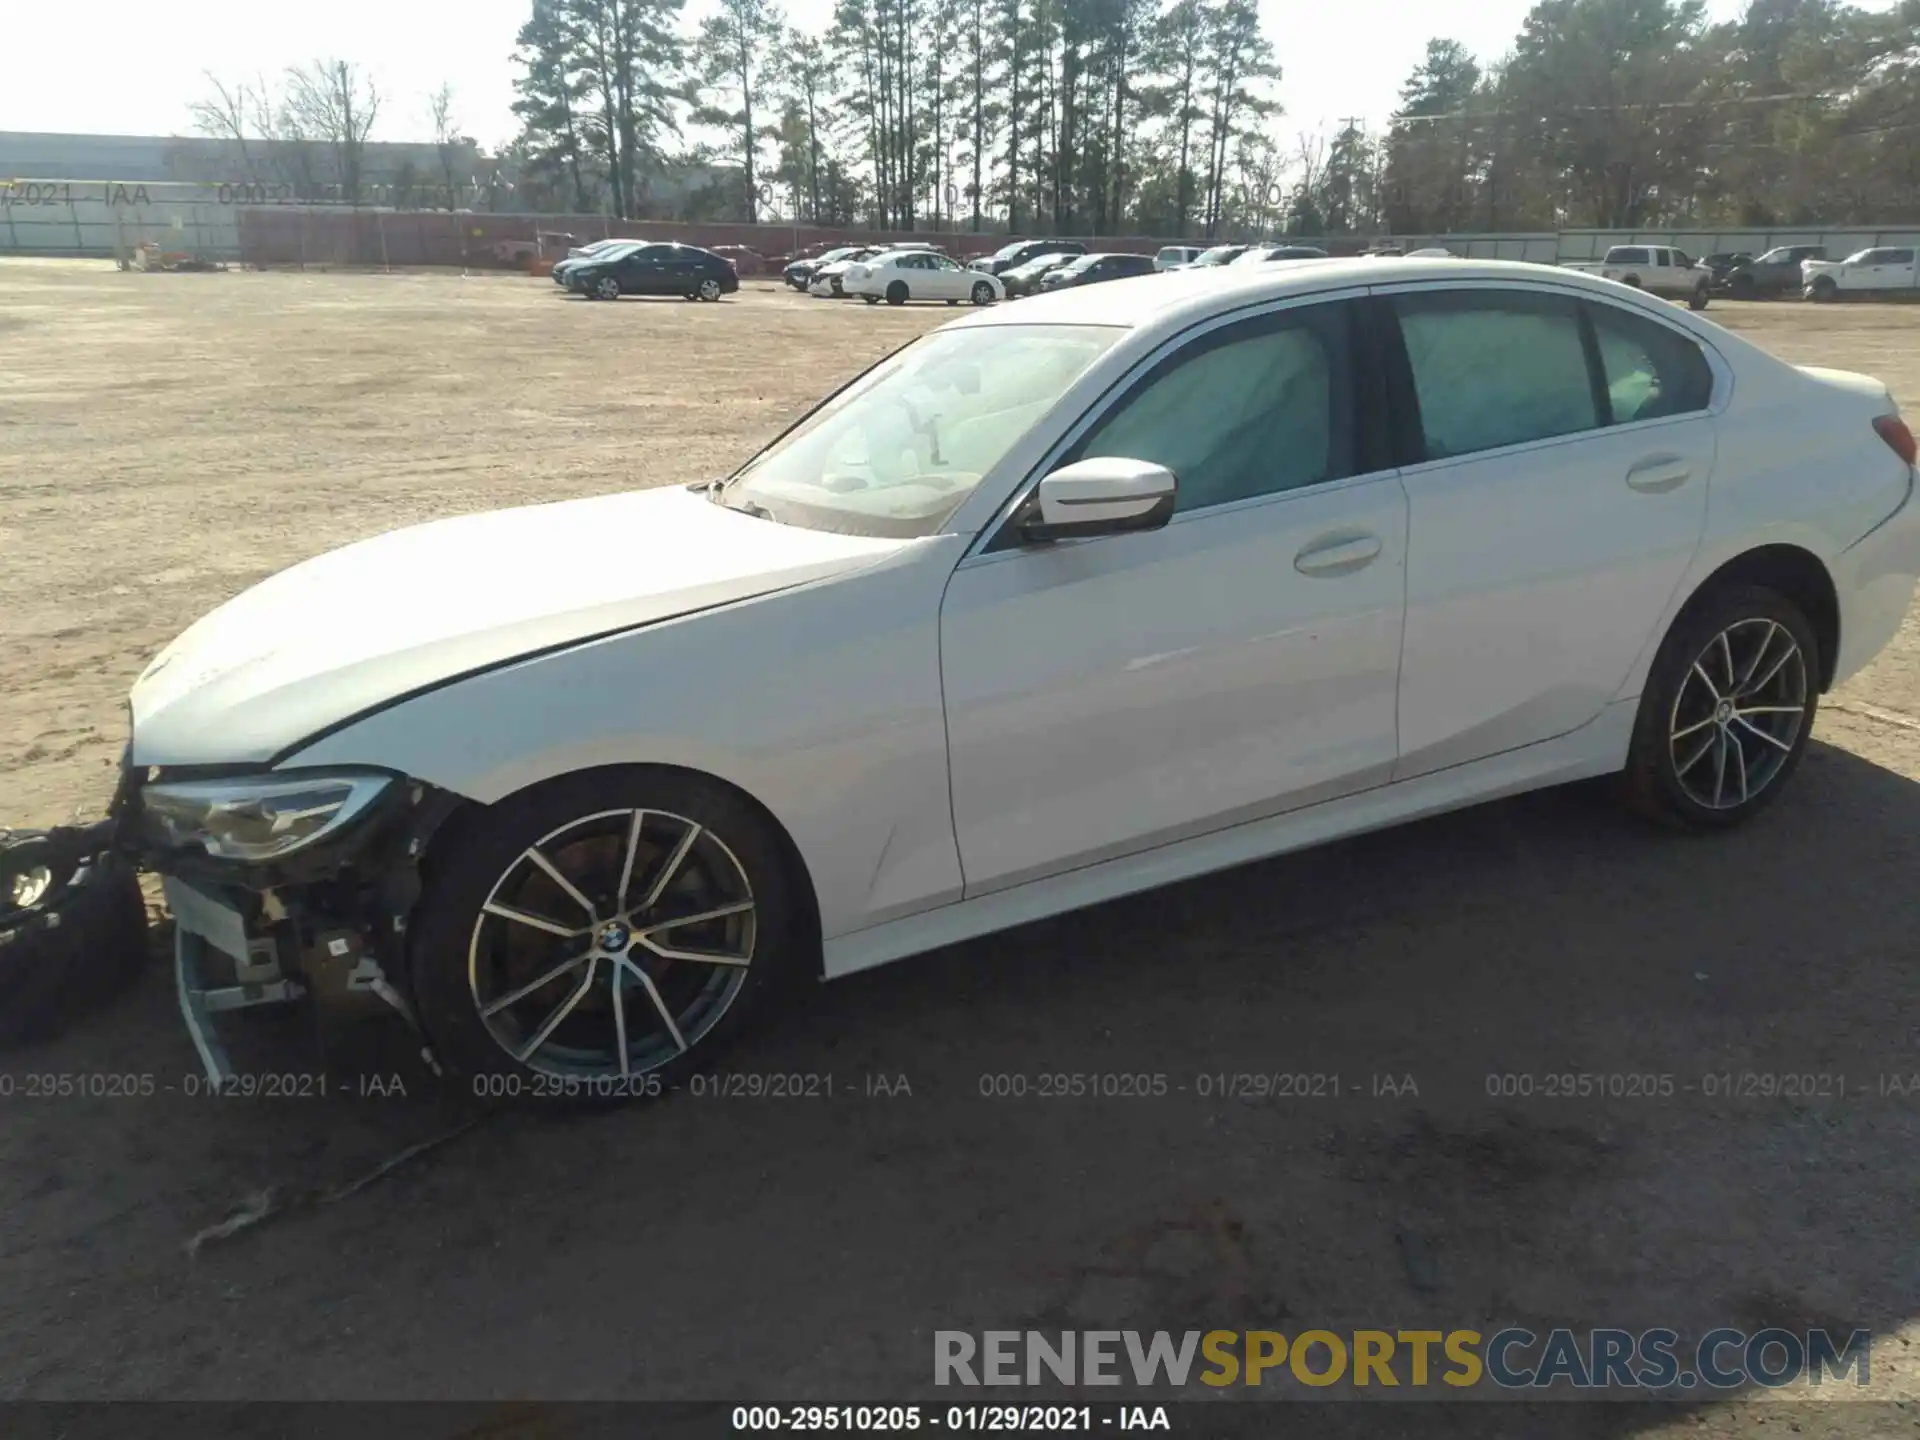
[66,753,465,1082]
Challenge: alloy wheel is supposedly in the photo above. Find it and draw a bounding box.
[594,276,620,301]
[1668,618,1809,811]
[467,808,757,1078]
[699,278,721,301]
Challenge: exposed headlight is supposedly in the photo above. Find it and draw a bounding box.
[142,773,394,862]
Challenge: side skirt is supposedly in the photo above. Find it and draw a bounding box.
[820,698,1638,980]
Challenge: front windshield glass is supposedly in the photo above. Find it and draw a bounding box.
[718,324,1123,538]
[1845,249,1874,263]
[1230,248,1271,265]
[1194,246,1239,266]
[1756,248,1794,264]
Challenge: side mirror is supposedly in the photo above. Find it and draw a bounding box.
[1020,457,1177,543]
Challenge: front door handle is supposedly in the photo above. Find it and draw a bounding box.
[1294,532,1383,576]
[1626,456,1692,493]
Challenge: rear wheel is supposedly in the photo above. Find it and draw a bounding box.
[1622,274,1643,289]
[408,770,801,1097]
[1731,273,1757,300]
[886,281,908,306]
[1622,584,1818,830]
[862,294,879,305]
[698,277,722,302]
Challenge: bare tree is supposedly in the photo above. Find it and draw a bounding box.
[429,82,466,207]
[188,74,261,176]
[284,59,382,203]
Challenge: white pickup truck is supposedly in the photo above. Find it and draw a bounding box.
[1566,245,1714,309]
[1801,246,1919,301]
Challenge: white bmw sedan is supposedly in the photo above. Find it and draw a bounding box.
[845,249,1004,307]
[115,259,1920,1091]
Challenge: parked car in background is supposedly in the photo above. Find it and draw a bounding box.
[1000,252,1081,298]
[1570,245,1714,309]
[972,239,1088,275]
[553,239,640,286]
[1802,247,1918,301]
[566,242,740,301]
[1719,245,1825,298]
[1231,244,1329,266]
[1039,252,1158,290]
[1701,251,1754,284]
[785,245,864,290]
[1155,245,1204,270]
[809,247,885,297]
[846,250,1003,306]
[1180,244,1252,269]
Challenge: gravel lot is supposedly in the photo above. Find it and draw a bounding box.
[1,260,1917,1433]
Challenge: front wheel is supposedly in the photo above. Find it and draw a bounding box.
[862,293,879,306]
[971,281,995,306]
[886,281,908,306]
[1809,276,1838,303]
[593,275,621,301]
[408,770,801,1096]
[1689,283,1709,311]
[1621,584,1819,830]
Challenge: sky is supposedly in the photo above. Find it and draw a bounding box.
[5,0,1763,159]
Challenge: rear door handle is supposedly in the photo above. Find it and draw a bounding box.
[1294,532,1383,576]
[1626,456,1692,493]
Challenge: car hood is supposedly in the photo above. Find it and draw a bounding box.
[130,485,905,767]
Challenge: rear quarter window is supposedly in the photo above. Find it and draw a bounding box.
[1586,303,1715,424]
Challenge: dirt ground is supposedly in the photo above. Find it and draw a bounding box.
[2,260,1919,1433]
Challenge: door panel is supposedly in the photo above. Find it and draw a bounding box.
[941,479,1408,893]
[1385,287,1715,778]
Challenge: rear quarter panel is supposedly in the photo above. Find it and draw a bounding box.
[1613,331,1913,697]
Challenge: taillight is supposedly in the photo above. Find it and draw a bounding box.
[1874,414,1917,466]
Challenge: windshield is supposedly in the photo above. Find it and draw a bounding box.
[1194,246,1240,266]
[717,324,1123,538]
[991,241,1029,260]
[1756,248,1795,264]
[1061,256,1100,272]
[1229,248,1272,266]
[1845,249,1874,263]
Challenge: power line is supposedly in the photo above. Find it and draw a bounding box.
[1389,89,1842,125]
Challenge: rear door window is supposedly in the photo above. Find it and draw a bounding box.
[1392,290,1601,461]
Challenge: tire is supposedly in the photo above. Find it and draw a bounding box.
[971,281,995,306]
[1689,283,1709,311]
[592,275,622,301]
[1622,274,1643,289]
[1731,273,1757,300]
[1621,584,1820,831]
[0,837,149,1046]
[863,294,879,306]
[408,769,802,1097]
[1810,276,1838,303]
[886,281,908,306]
[698,278,722,302]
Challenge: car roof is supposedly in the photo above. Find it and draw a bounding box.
[946,257,1692,333]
